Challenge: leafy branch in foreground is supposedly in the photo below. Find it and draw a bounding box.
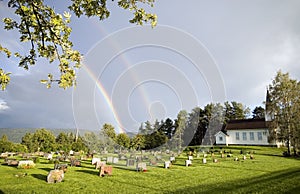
[0,0,157,90]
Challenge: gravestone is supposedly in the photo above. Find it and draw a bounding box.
[164,161,171,169]
[149,159,157,166]
[99,165,113,177]
[95,161,106,170]
[70,159,81,167]
[143,155,149,160]
[113,157,119,164]
[156,155,162,161]
[213,158,218,163]
[170,156,175,163]
[69,150,74,156]
[120,155,127,160]
[136,162,147,171]
[81,156,87,161]
[0,153,8,158]
[47,170,64,183]
[126,159,135,166]
[91,158,101,165]
[47,154,53,160]
[202,158,207,164]
[188,156,193,161]
[18,160,35,169]
[54,163,68,173]
[243,155,246,160]
[22,153,31,159]
[136,156,142,163]
[107,156,113,164]
[185,160,192,167]
[6,158,18,166]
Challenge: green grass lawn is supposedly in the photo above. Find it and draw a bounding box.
[0,146,300,194]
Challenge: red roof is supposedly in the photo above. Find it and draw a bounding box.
[225,118,268,130]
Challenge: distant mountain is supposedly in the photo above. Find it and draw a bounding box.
[0,128,96,143]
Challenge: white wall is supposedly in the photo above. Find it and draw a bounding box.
[215,132,226,145]
[226,129,270,145]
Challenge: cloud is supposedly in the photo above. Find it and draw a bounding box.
[0,99,9,111]
[0,72,76,129]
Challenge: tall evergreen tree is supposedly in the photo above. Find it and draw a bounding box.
[172,110,188,151]
[252,106,265,119]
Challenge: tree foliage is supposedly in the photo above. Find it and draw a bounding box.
[0,0,157,90]
[268,71,300,155]
[116,133,130,150]
[252,106,265,119]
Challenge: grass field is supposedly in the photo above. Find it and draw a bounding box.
[0,146,300,194]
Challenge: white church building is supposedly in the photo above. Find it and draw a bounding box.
[215,91,279,146]
[215,118,273,146]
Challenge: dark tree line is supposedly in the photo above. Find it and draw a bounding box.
[0,102,266,153]
[131,101,263,150]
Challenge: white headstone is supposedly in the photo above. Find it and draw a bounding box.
[164,161,171,169]
[47,154,53,160]
[185,160,192,167]
[113,157,119,164]
[170,156,175,162]
[92,158,101,165]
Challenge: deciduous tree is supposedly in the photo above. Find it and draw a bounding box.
[268,71,300,155]
[0,0,157,90]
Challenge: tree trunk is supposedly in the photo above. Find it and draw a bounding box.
[287,138,291,156]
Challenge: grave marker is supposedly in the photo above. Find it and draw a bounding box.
[170,156,175,163]
[136,162,147,171]
[164,161,171,169]
[185,160,192,167]
[113,157,119,164]
[107,156,113,164]
[18,160,35,169]
[70,158,81,167]
[99,165,112,177]
[92,158,100,165]
[54,163,68,173]
[126,159,135,166]
[47,170,64,183]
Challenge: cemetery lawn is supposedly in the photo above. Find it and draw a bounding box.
[0,146,300,194]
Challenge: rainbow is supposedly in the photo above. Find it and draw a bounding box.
[82,64,126,134]
[81,19,153,133]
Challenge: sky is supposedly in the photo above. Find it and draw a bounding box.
[1,0,300,134]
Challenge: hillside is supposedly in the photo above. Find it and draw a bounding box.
[0,128,95,143]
